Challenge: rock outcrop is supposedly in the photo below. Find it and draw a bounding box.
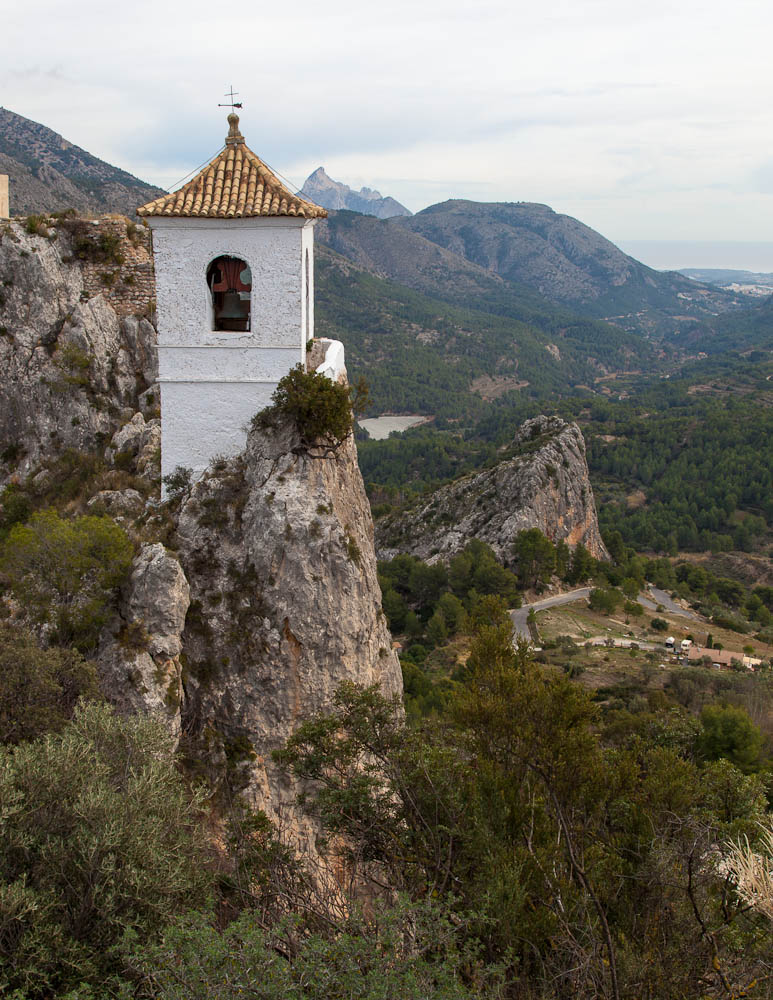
[170,418,402,851]
[98,543,189,740]
[0,219,157,482]
[377,416,608,565]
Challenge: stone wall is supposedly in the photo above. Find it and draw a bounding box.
[75,215,155,318]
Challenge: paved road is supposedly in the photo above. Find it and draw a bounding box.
[510,584,699,640]
[510,587,591,639]
[639,586,701,621]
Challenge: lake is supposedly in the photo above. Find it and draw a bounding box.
[358,415,427,440]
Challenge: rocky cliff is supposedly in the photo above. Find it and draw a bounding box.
[0,217,157,482]
[0,216,402,856]
[376,416,608,565]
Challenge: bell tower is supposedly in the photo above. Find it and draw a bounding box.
[137,114,327,483]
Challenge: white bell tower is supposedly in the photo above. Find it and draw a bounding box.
[137,113,327,483]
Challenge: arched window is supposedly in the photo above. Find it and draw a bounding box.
[207,256,252,332]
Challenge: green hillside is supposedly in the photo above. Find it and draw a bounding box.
[315,247,658,419]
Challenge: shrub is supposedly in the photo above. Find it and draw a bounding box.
[120,897,492,1000]
[650,617,669,632]
[0,509,134,651]
[253,365,367,452]
[0,702,212,997]
[0,626,100,744]
[162,465,192,501]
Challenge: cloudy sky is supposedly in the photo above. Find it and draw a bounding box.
[4,0,773,257]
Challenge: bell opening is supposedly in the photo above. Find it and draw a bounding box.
[207,255,252,332]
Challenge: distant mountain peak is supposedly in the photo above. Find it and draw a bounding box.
[300,167,411,219]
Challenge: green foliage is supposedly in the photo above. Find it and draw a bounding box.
[162,465,192,501]
[650,616,669,631]
[24,214,50,236]
[588,587,622,614]
[512,528,556,589]
[698,703,763,773]
[253,365,359,451]
[0,626,100,744]
[0,509,134,651]
[0,702,212,998]
[121,898,494,1000]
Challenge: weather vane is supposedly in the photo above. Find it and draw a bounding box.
[218,86,243,110]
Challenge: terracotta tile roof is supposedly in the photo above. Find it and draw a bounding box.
[137,114,327,220]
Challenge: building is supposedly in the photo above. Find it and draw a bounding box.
[137,113,328,483]
[0,175,9,219]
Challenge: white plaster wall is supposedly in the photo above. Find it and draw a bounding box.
[148,216,322,482]
[315,339,346,381]
[160,381,276,482]
[148,217,312,355]
[158,347,299,382]
[301,224,315,342]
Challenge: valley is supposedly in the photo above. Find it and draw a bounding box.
[2,106,773,1000]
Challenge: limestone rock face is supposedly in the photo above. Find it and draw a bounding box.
[377,416,608,565]
[174,420,402,851]
[97,543,190,740]
[0,221,156,481]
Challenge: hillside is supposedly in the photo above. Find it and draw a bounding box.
[300,166,411,218]
[397,199,740,336]
[315,244,657,419]
[0,107,165,217]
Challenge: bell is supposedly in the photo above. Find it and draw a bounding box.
[217,290,245,320]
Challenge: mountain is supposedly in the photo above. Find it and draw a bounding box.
[376,415,608,564]
[395,200,740,336]
[315,244,657,419]
[0,107,165,217]
[301,166,411,219]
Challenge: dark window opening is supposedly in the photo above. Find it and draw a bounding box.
[207,255,252,332]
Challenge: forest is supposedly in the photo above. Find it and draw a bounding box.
[359,356,773,558]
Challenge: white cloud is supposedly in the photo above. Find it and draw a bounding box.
[3,0,773,240]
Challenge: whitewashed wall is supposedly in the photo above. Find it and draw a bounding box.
[147,216,319,482]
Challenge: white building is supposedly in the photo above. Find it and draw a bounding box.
[137,113,327,482]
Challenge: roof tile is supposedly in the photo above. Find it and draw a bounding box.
[137,114,326,220]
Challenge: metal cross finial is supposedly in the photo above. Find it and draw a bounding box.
[218,86,243,110]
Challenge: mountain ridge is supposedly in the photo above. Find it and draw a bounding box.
[301,166,411,219]
[0,107,166,217]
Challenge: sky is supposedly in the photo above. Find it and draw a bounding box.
[4,0,773,265]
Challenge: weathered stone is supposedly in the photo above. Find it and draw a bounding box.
[97,543,189,741]
[0,221,157,483]
[174,418,402,854]
[87,488,145,520]
[377,415,608,565]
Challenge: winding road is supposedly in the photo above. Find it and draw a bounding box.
[510,585,700,641]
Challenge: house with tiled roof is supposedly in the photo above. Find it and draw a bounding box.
[138,113,330,483]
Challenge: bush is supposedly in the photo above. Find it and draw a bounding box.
[0,702,212,997]
[121,898,492,1000]
[650,617,669,632]
[0,509,134,651]
[0,626,100,744]
[253,365,367,451]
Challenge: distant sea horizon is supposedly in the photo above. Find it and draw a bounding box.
[618,240,773,274]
